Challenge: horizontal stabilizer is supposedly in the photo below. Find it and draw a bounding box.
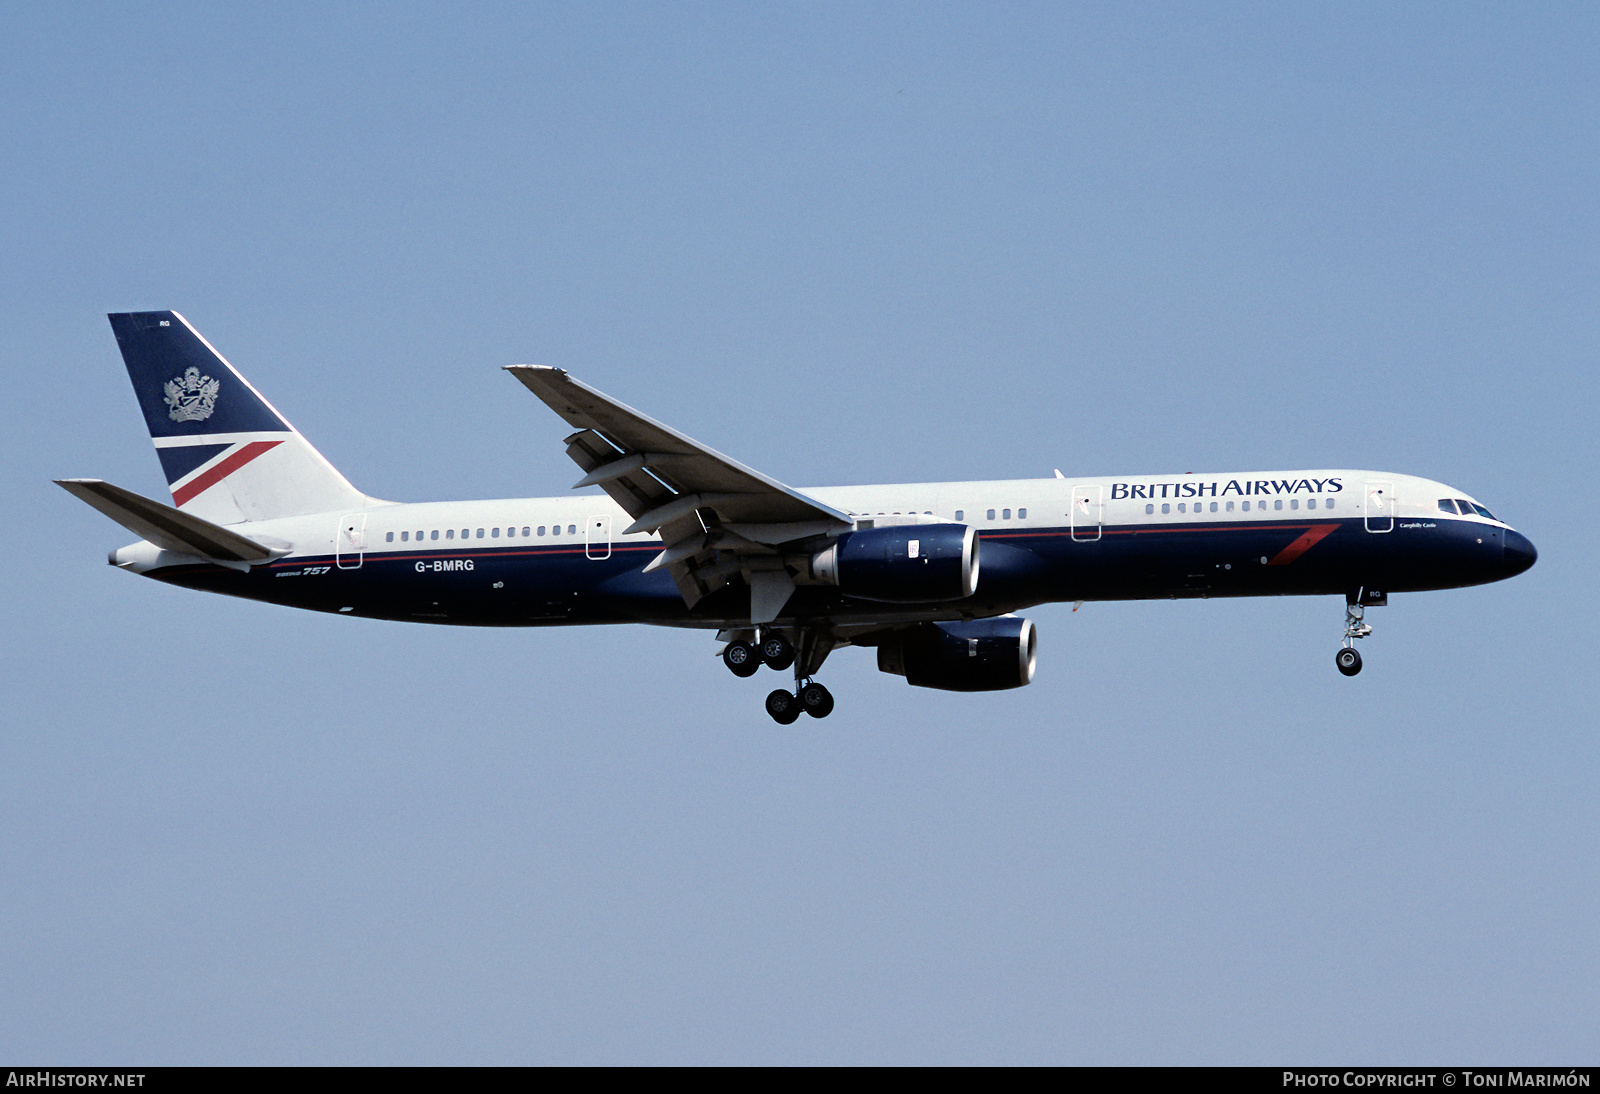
[55,479,283,563]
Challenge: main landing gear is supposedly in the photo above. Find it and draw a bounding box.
[723,628,835,723]
[763,682,836,725]
[1337,590,1380,677]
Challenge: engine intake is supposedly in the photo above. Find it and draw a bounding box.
[810,523,979,603]
[877,616,1037,692]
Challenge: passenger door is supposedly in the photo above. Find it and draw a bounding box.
[336,513,367,569]
[585,513,612,560]
[1364,481,1395,533]
[1071,485,1103,542]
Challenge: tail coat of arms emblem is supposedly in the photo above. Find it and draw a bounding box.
[164,366,220,423]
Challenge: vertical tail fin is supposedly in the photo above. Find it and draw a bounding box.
[108,311,368,524]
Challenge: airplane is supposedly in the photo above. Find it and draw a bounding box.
[59,311,1538,723]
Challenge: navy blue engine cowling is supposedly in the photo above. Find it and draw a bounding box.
[876,617,1037,691]
[810,524,979,603]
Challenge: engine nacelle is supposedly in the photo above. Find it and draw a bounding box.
[876,617,1037,692]
[810,524,979,603]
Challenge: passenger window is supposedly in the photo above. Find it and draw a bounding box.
[954,510,964,521]
[1178,503,1186,513]
[1019,508,1027,519]
[446,529,454,540]
[1145,503,1154,514]
[1290,499,1299,510]
[492,528,500,538]
[522,527,530,536]
[1325,498,1334,510]
[1307,498,1316,509]
[416,530,424,540]
[431,529,439,540]
[538,526,545,536]
[551,525,559,536]
[386,532,395,542]
[1161,503,1170,514]
[568,524,577,535]
[401,531,410,542]
[987,509,995,521]
[1225,501,1234,511]
[1002,509,1011,520]
[1274,499,1283,511]
[1242,500,1250,512]
[1209,501,1218,513]
[461,529,469,538]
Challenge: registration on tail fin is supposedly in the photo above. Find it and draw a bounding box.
[109,311,366,524]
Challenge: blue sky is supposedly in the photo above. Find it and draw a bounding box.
[3,2,1595,1063]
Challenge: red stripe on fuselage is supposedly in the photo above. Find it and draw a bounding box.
[1267,523,1339,565]
[171,441,284,506]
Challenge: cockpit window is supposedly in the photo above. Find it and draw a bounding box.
[1437,499,1459,515]
[1468,502,1499,521]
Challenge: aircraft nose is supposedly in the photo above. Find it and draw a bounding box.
[1503,529,1537,576]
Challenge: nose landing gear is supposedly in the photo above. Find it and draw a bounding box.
[1337,590,1381,676]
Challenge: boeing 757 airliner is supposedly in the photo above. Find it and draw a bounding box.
[60,312,1537,722]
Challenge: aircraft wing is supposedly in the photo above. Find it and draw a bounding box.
[505,365,852,618]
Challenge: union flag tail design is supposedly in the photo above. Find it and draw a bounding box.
[108,311,367,524]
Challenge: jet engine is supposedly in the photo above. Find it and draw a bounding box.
[876,616,1037,691]
[810,524,979,603]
